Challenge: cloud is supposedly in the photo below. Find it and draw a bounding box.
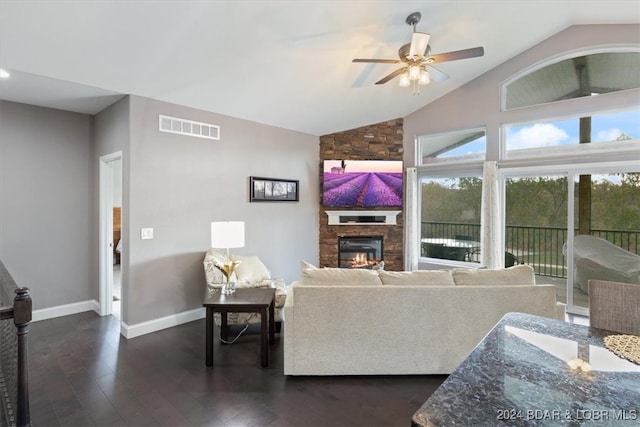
[594,128,623,142]
[507,123,570,150]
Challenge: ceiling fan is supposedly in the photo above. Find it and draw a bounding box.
[353,12,484,92]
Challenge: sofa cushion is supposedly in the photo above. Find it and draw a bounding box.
[301,267,383,286]
[231,254,271,283]
[452,264,535,286]
[379,270,455,286]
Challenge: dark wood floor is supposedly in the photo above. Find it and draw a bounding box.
[26,312,447,426]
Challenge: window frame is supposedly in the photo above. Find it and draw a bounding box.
[499,160,640,316]
[415,127,487,166]
[417,162,484,267]
[500,106,640,160]
[501,45,640,112]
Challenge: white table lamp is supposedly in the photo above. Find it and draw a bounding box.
[211,221,245,294]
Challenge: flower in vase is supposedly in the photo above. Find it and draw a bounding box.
[215,259,242,282]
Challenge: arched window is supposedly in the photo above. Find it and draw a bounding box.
[503,50,640,110]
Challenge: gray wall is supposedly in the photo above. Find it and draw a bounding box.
[126,96,318,324]
[1,95,319,327]
[0,100,94,309]
[404,24,640,165]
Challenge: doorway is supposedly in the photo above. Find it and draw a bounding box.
[99,151,123,319]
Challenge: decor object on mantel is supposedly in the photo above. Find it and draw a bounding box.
[325,210,401,225]
[249,176,298,202]
[352,11,484,95]
[210,221,245,294]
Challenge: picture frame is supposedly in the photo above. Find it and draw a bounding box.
[249,176,299,202]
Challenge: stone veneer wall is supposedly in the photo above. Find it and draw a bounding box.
[319,118,404,270]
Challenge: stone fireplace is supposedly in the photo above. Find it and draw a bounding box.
[319,118,404,270]
[338,236,383,268]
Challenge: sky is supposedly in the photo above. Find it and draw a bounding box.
[441,108,640,157]
[324,159,403,173]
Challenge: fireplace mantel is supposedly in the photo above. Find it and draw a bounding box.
[325,210,401,226]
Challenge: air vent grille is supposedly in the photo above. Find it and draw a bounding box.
[158,115,220,140]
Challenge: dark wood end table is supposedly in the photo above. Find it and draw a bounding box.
[203,287,276,367]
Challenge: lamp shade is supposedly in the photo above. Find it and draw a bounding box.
[211,221,245,249]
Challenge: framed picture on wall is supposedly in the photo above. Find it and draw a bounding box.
[249,176,299,202]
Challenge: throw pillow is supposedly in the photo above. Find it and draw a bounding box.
[301,267,383,286]
[379,270,455,286]
[301,260,318,272]
[230,254,271,283]
[452,264,535,286]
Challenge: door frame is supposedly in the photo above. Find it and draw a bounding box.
[99,151,122,316]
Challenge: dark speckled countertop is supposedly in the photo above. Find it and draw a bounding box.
[412,312,640,426]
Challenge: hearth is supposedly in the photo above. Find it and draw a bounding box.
[338,236,383,269]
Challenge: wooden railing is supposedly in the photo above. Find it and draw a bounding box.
[0,260,31,427]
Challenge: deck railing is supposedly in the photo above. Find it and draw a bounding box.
[421,221,640,278]
[0,260,31,427]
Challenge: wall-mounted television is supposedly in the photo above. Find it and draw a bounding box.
[323,160,403,207]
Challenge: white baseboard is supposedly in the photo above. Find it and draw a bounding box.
[31,301,206,340]
[32,299,100,322]
[120,307,206,339]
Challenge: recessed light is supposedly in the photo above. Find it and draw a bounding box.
[0,69,10,79]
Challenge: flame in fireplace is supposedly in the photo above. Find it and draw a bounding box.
[350,253,379,269]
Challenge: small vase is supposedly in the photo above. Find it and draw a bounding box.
[221,278,236,295]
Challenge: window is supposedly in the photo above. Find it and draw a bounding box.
[420,174,482,264]
[413,46,639,317]
[570,171,640,310]
[417,128,486,164]
[504,109,640,158]
[502,168,640,312]
[503,51,640,110]
[504,174,569,303]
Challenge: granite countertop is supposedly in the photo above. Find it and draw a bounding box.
[412,312,640,426]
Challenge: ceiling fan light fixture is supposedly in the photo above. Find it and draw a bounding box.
[399,72,410,87]
[409,65,421,81]
[409,32,430,58]
[419,69,430,85]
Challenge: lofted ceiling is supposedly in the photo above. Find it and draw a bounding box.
[0,1,638,136]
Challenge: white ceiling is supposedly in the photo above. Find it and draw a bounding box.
[1,1,638,136]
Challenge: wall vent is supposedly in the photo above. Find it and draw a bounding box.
[158,115,220,140]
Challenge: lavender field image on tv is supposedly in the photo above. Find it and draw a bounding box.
[323,160,403,207]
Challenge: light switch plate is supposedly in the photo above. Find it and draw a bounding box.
[141,228,154,240]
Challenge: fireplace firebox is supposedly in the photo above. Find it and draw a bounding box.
[338,236,383,269]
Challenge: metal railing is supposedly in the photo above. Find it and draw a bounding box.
[0,260,31,427]
[421,221,640,278]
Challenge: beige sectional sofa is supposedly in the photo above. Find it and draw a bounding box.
[283,264,565,376]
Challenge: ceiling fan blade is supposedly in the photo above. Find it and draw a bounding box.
[375,67,406,85]
[409,32,430,58]
[353,58,401,64]
[427,65,449,82]
[427,46,484,63]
